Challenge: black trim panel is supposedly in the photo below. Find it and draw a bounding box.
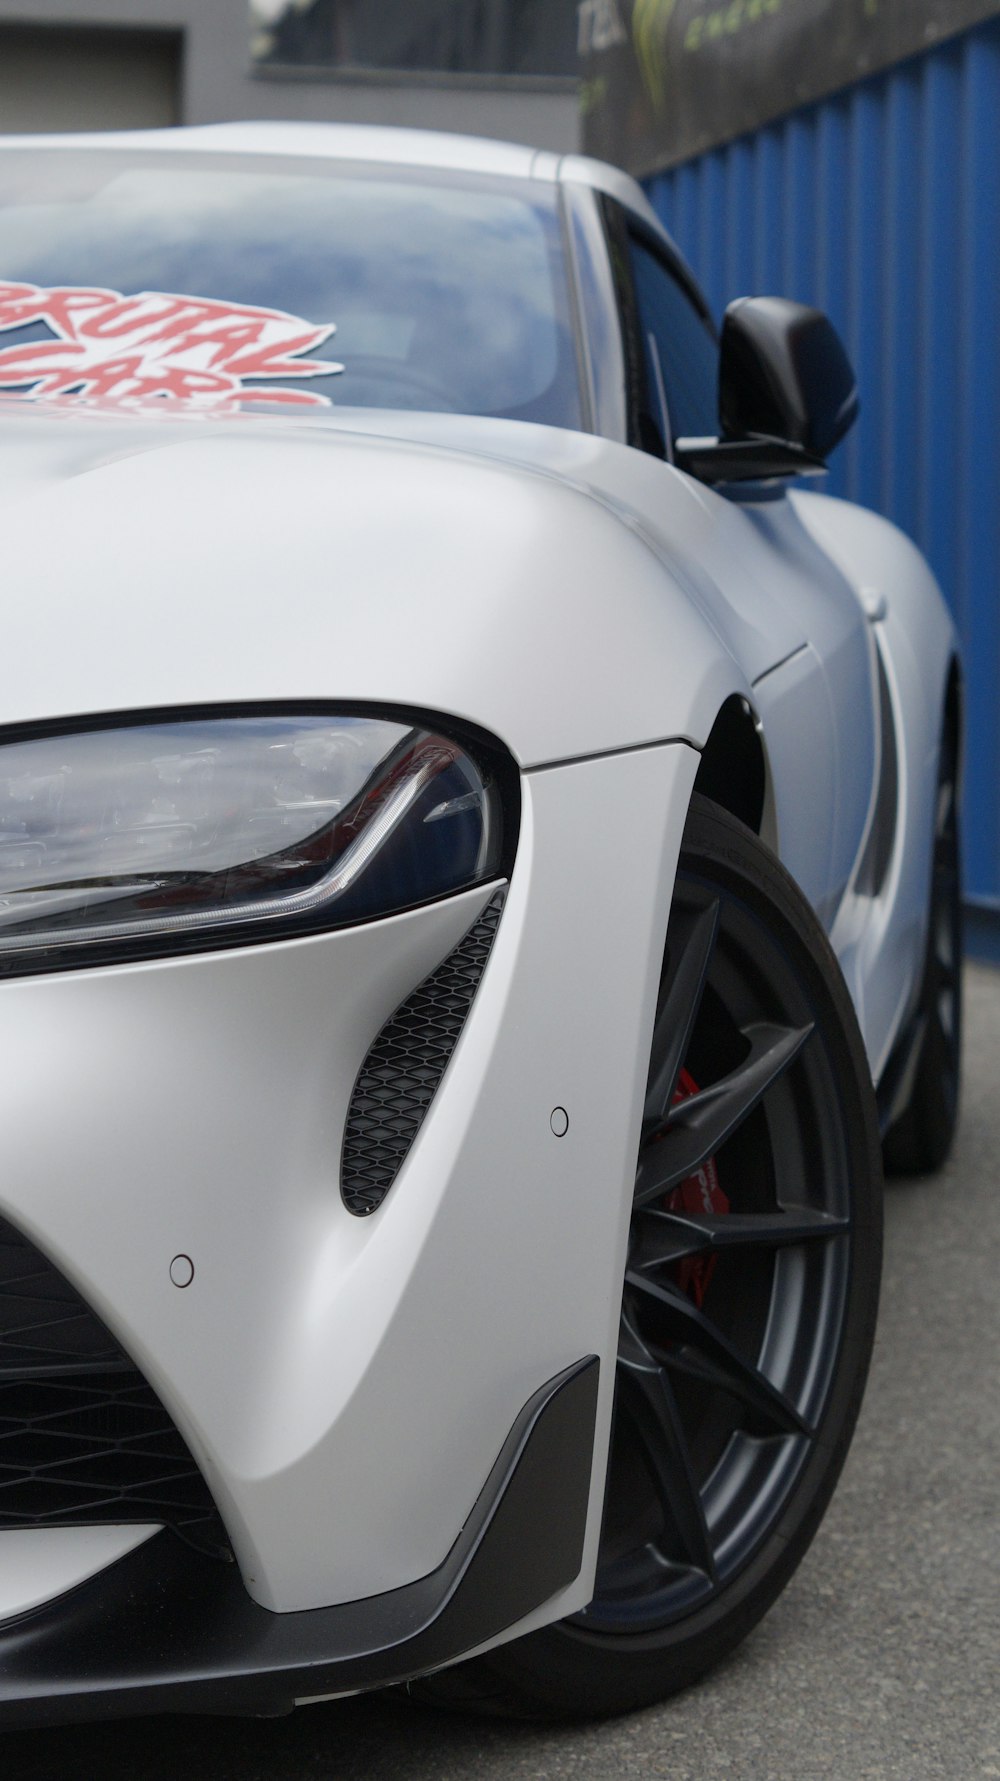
[0,1356,599,1726]
[855,643,899,902]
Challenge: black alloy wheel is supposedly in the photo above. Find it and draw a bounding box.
[882,724,963,1175]
[412,797,882,1719]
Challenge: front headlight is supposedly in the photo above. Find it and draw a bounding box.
[0,711,513,975]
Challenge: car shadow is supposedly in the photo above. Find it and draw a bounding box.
[3,1690,551,1781]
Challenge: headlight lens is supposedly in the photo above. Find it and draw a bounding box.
[0,713,509,973]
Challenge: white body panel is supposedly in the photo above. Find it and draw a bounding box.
[0,1528,159,1622]
[0,407,741,768]
[0,742,697,1613]
[0,119,558,182]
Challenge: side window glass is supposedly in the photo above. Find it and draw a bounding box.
[628,235,719,450]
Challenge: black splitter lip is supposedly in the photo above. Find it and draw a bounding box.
[0,1357,598,1727]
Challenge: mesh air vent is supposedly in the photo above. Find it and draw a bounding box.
[0,1217,130,1375]
[341,887,506,1217]
[0,1213,228,1556]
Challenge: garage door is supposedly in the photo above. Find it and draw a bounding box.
[0,27,180,131]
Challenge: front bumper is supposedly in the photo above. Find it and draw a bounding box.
[0,742,699,1698]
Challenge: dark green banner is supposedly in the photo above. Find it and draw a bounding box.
[251,0,579,77]
[579,0,1000,172]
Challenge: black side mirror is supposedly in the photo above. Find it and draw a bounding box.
[720,297,859,457]
[675,297,859,486]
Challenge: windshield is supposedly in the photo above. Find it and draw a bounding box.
[0,151,583,428]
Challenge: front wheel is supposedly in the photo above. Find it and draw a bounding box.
[413,797,883,1719]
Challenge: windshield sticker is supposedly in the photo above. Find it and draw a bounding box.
[0,281,343,409]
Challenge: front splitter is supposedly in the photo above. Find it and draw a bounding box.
[0,1357,598,1727]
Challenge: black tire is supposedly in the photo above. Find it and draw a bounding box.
[882,722,963,1175]
[409,796,883,1720]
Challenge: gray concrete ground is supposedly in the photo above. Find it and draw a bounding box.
[10,967,1000,1780]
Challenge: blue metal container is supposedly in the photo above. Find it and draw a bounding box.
[646,19,1000,910]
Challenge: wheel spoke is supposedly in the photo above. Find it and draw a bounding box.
[632,1205,850,1268]
[625,1270,812,1439]
[617,1310,717,1579]
[634,1020,814,1208]
[642,898,720,1127]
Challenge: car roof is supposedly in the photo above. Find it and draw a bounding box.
[0,119,667,238]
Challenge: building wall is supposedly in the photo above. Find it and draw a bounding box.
[0,26,181,129]
[0,0,580,149]
[647,19,1000,909]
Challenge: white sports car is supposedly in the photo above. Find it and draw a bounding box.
[0,122,961,1724]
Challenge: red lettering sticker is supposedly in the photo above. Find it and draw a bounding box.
[0,281,343,409]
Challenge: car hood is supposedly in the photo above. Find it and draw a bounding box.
[0,402,773,766]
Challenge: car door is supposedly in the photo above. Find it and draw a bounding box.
[599,197,878,926]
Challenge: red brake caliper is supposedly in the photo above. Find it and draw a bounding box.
[666,1067,730,1309]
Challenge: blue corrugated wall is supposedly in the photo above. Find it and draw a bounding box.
[646,19,1000,908]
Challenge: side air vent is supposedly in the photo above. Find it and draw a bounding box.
[0,1214,229,1558]
[341,887,507,1218]
[855,645,899,899]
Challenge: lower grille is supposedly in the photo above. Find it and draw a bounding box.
[341,887,506,1217]
[0,1214,228,1557]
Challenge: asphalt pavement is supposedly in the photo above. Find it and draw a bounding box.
[10,966,1000,1781]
